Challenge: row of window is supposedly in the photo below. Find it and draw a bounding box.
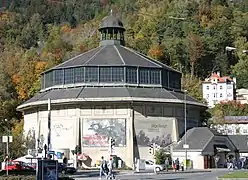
[206,93,233,98]
[206,85,233,90]
[43,67,163,88]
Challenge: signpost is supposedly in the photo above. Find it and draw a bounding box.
[183,144,189,169]
[148,143,160,174]
[2,135,12,176]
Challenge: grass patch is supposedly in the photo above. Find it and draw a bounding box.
[221,171,248,178]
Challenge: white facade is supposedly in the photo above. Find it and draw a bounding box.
[211,123,248,135]
[202,72,236,107]
[23,102,201,168]
[172,151,204,169]
[236,89,248,104]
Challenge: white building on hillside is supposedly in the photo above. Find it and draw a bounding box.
[202,72,236,107]
[236,89,248,104]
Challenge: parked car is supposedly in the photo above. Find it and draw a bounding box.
[145,160,164,172]
[58,163,77,174]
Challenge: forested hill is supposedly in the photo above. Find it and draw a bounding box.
[0,0,248,123]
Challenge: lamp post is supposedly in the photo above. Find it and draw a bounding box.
[183,90,189,170]
[2,119,13,176]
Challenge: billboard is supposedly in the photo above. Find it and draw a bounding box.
[82,119,126,147]
[134,119,173,147]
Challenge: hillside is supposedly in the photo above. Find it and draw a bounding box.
[0,0,248,158]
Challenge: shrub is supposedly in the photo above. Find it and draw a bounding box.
[0,175,74,180]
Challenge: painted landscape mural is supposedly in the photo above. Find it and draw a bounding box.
[82,119,126,147]
[135,119,173,147]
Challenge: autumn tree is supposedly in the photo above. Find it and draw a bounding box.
[187,33,204,79]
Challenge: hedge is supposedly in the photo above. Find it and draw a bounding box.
[0,176,74,180]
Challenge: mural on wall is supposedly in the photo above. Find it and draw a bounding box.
[135,119,173,147]
[52,123,73,137]
[82,119,126,147]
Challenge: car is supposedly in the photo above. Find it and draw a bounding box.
[145,160,164,172]
[58,163,77,174]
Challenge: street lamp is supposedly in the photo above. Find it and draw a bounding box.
[183,90,189,170]
[2,119,13,176]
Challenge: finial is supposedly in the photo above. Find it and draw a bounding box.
[110,9,113,16]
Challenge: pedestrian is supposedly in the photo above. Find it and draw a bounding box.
[99,156,108,179]
[164,157,169,172]
[107,157,115,179]
[175,158,180,171]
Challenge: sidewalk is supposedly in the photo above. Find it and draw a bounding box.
[118,169,212,175]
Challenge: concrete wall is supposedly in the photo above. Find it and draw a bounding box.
[172,151,204,169]
[23,102,201,168]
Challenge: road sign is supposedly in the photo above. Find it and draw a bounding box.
[183,144,189,149]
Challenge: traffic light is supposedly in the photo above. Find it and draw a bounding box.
[149,144,155,155]
[75,145,82,155]
[110,138,115,148]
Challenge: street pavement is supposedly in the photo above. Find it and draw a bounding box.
[69,169,231,180]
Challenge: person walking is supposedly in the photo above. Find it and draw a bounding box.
[107,157,115,179]
[99,156,108,179]
[164,157,169,172]
[175,158,180,171]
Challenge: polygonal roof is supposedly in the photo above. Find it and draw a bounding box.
[17,86,205,110]
[99,13,125,30]
[50,45,178,72]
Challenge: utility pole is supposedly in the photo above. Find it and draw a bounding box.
[149,143,158,174]
[183,90,189,170]
[47,99,51,155]
[2,135,12,176]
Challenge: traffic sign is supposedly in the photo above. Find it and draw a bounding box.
[183,144,189,149]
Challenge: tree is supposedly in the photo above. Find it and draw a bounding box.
[187,33,204,79]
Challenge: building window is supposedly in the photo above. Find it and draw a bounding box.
[100,67,112,82]
[213,86,216,90]
[220,93,222,98]
[41,76,44,89]
[220,86,223,89]
[74,67,84,83]
[64,68,74,84]
[150,69,160,84]
[227,93,232,97]
[44,71,53,88]
[85,67,98,82]
[112,67,124,82]
[207,86,209,90]
[139,68,149,84]
[54,69,63,85]
[207,94,209,98]
[126,67,137,84]
[243,129,248,134]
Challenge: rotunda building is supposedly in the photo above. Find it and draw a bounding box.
[17,13,206,167]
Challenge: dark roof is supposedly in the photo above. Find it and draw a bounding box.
[174,127,244,153]
[174,127,216,150]
[99,14,124,30]
[17,87,203,109]
[50,45,178,72]
[228,135,248,152]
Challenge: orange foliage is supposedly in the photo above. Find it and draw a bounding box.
[148,44,164,60]
[54,48,63,61]
[61,24,71,33]
[12,74,21,84]
[79,44,87,52]
[35,61,47,74]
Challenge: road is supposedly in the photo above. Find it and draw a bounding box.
[70,169,230,180]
